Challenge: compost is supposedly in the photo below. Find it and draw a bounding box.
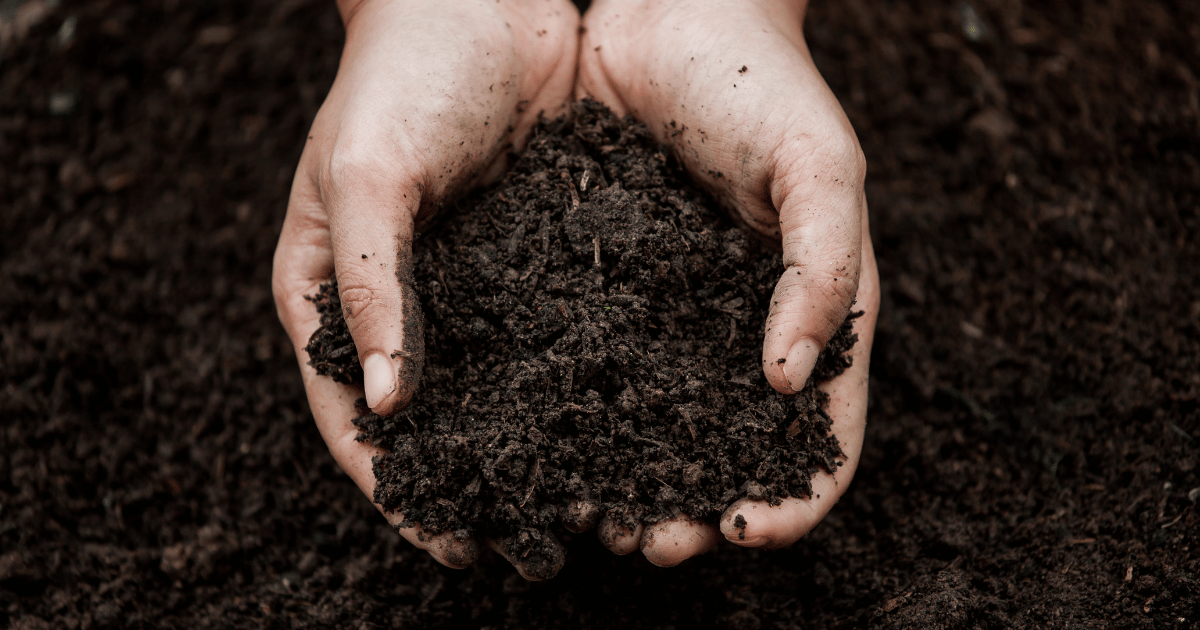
[304,100,858,571]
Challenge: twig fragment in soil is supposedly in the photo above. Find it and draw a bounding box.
[521,458,542,507]
[669,219,690,251]
[1168,422,1194,442]
[566,172,581,213]
[676,407,698,440]
[593,236,601,266]
[631,435,670,450]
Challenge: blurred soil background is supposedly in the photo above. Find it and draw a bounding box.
[1,0,1197,628]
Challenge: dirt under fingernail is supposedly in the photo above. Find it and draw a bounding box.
[732,513,748,540]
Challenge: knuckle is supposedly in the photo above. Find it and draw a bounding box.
[270,271,296,325]
[270,260,289,306]
[814,265,860,310]
[773,263,860,334]
[321,133,424,209]
[812,132,866,185]
[336,273,390,327]
[324,142,389,191]
[270,259,322,343]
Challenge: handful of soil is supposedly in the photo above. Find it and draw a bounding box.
[306,100,859,574]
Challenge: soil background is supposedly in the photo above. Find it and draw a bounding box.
[2,0,1198,628]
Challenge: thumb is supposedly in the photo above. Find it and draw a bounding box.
[761,142,865,394]
[326,170,425,416]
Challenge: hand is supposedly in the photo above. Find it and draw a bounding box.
[577,0,880,565]
[272,0,579,578]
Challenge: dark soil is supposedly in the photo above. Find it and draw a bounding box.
[2,0,1198,629]
[304,100,857,567]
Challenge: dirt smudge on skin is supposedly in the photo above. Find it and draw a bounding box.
[394,234,426,402]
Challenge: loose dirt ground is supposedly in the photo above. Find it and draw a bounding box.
[1,0,1197,628]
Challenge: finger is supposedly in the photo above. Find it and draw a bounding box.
[725,213,879,547]
[718,476,842,550]
[761,137,867,394]
[320,153,425,416]
[639,517,721,567]
[299,358,478,569]
[575,11,633,116]
[561,500,601,534]
[596,516,644,556]
[504,0,581,145]
[273,171,476,570]
[273,163,335,350]
[486,534,567,581]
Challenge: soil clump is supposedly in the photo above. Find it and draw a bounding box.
[305,100,859,569]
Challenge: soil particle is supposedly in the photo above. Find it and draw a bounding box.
[732,513,748,540]
[305,100,859,562]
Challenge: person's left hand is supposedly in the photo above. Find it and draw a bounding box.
[575,0,881,566]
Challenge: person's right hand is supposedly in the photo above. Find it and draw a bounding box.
[272,0,578,579]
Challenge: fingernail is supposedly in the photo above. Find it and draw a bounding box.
[784,338,821,392]
[724,514,766,545]
[363,353,396,410]
[562,500,600,533]
[437,536,480,569]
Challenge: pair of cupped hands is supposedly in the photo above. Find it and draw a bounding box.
[272,0,879,579]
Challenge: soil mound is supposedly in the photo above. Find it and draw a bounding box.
[305,100,859,567]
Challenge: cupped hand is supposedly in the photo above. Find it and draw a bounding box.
[577,0,881,565]
[272,0,579,578]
